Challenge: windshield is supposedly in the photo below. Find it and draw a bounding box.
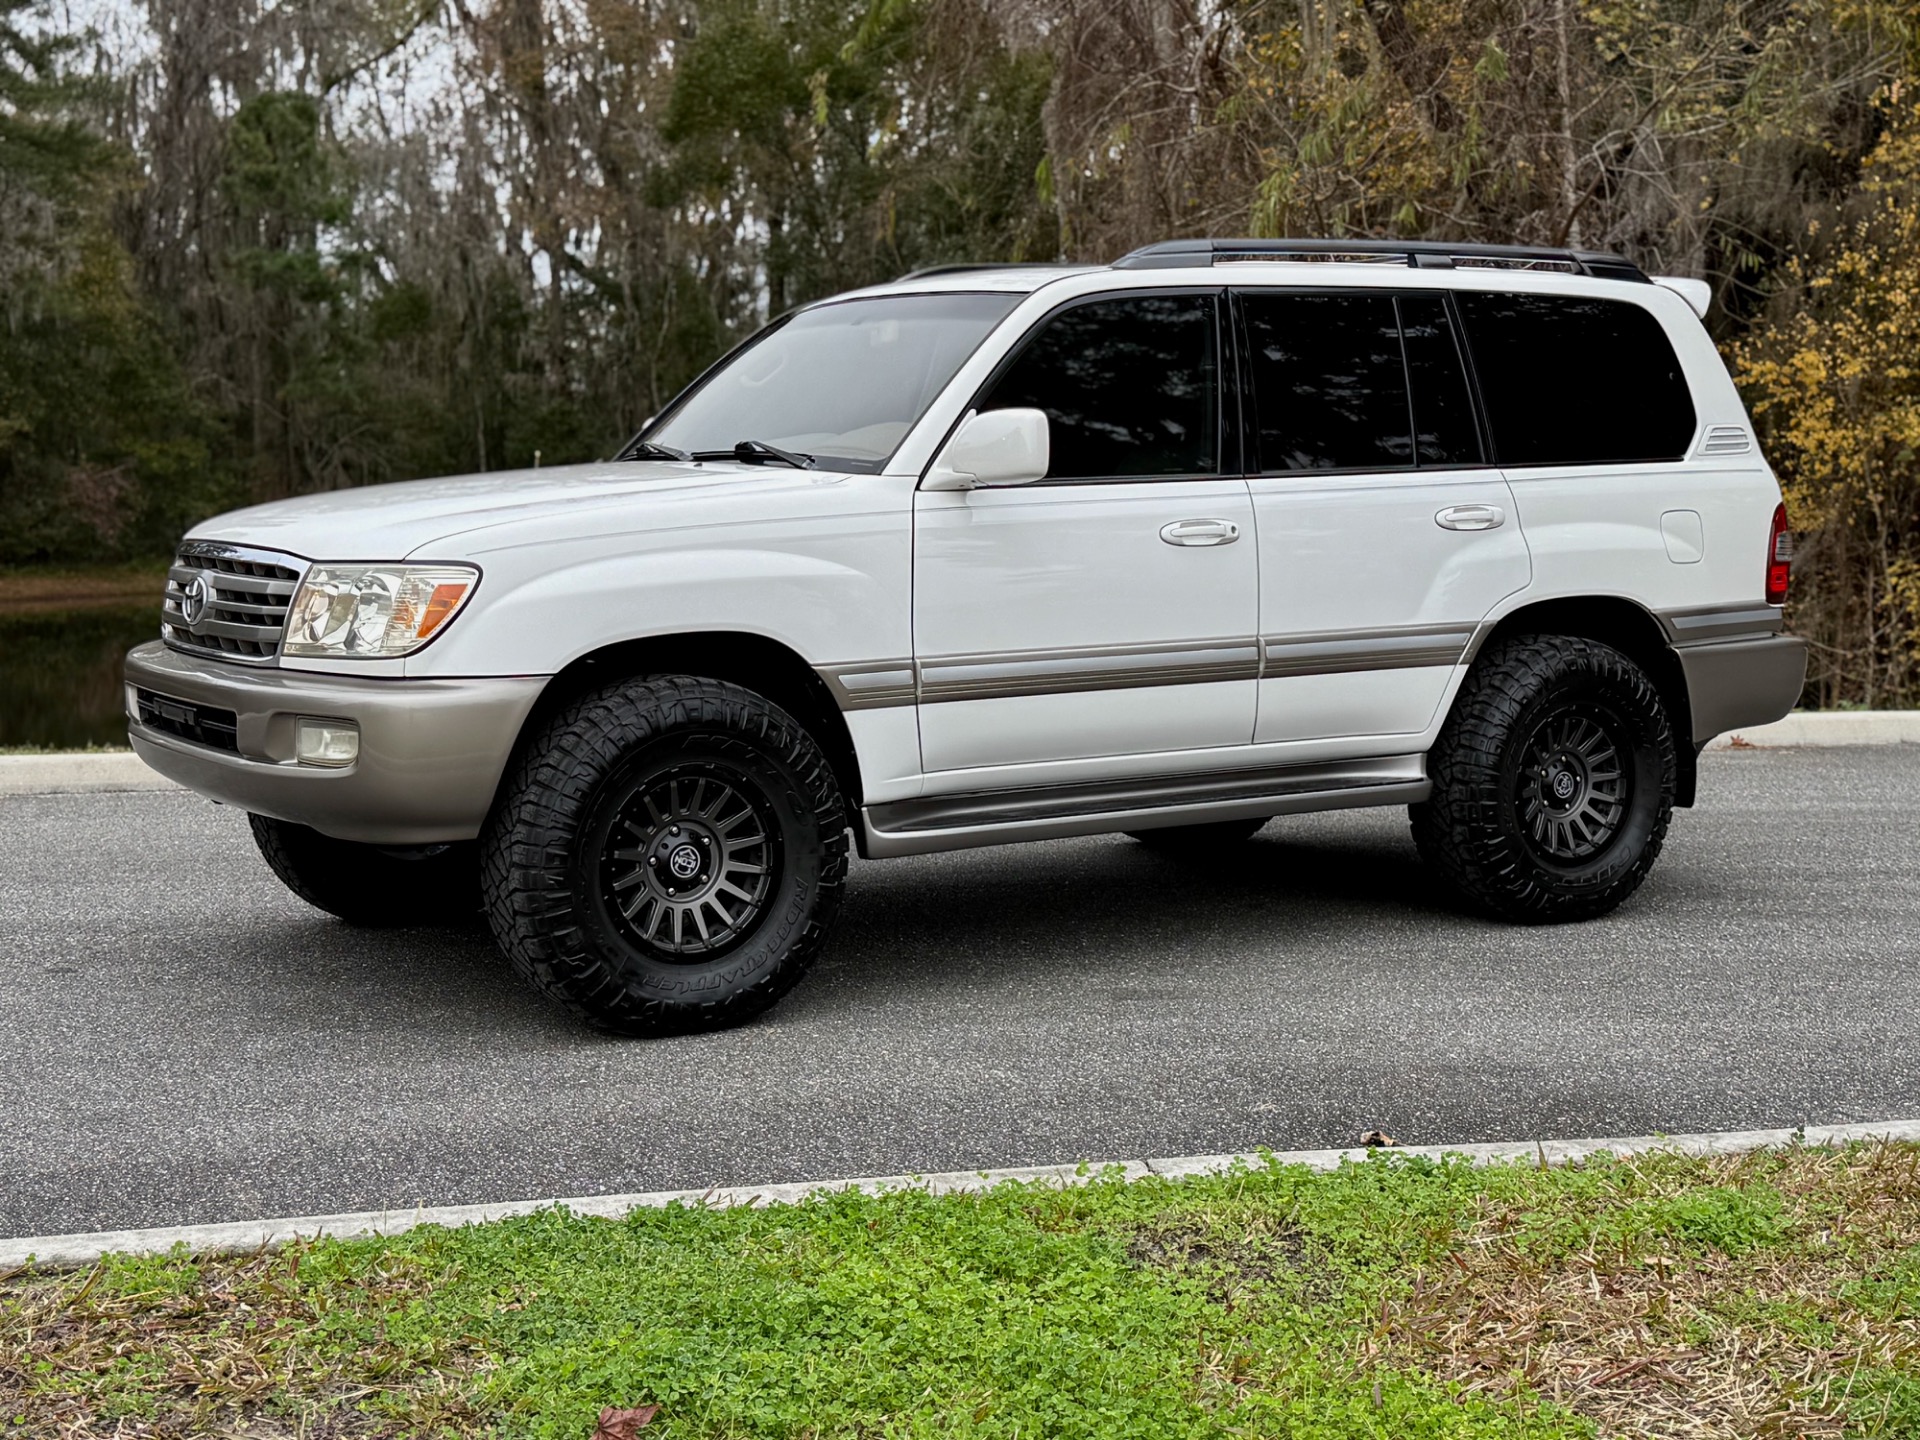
[646,292,1022,471]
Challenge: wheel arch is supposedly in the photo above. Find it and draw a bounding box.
[494,630,863,818]
[1463,596,1698,806]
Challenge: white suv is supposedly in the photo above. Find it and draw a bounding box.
[125,238,1806,1034]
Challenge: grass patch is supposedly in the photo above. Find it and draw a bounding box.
[4,1144,1918,1438]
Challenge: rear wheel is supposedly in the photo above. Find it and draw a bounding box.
[249,815,478,926]
[1411,635,1675,923]
[482,675,848,1036]
[1127,817,1270,851]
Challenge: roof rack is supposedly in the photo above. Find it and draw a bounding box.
[1111,238,1650,284]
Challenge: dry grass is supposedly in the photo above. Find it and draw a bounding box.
[0,1248,487,1439]
[0,564,167,614]
[1383,1145,1920,1438]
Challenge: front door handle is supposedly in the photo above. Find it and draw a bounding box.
[1435,504,1505,532]
[1160,518,1241,547]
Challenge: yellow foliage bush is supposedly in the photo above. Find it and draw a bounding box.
[1734,84,1920,706]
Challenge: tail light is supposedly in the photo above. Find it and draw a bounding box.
[1764,502,1793,606]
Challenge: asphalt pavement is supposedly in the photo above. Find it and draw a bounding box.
[4,745,1917,1239]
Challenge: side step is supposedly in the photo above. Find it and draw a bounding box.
[861,755,1429,858]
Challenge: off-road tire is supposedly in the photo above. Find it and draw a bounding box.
[482,675,848,1036]
[249,815,479,926]
[1411,635,1676,923]
[1127,817,1270,851]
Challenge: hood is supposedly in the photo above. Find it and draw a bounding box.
[186,460,855,561]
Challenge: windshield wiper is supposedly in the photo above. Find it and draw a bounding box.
[612,438,692,462]
[693,439,816,469]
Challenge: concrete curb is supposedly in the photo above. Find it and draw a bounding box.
[7,1117,1920,1272]
[1704,710,1920,749]
[0,751,172,795]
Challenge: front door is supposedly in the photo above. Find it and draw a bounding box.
[1237,288,1532,744]
[913,291,1259,775]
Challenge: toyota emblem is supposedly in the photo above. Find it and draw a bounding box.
[179,573,212,629]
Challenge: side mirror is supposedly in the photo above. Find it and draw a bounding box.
[922,408,1050,491]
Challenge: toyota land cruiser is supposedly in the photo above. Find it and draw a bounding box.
[125,237,1807,1035]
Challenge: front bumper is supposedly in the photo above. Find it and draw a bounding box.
[1675,633,1808,744]
[124,641,546,844]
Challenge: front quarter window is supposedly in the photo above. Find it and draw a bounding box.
[648,292,1021,472]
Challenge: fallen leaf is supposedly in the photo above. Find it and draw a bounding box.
[593,1404,662,1439]
[1360,1130,1399,1148]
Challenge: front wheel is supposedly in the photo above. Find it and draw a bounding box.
[1411,635,1675,923]
[482,675,848,1036]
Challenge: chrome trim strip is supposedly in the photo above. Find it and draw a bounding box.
[817,662,918,711]
[1263,624,1473,677]
[919,639,1260,702]
[1660,603,1785,645]
[818,625,1475,712]
[862,754,1429,857]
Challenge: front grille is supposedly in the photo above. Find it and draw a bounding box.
[162,543,304,663]
[133,688,239,752]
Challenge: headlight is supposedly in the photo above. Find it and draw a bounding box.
[282,564,479,658]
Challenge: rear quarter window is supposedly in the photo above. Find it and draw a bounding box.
[1454,292,1696,466]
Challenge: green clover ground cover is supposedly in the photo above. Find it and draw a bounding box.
[6,1143,1919,1438]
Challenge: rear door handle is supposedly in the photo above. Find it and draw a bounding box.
[1160,518,1241,547]
[1435,504,1504,532]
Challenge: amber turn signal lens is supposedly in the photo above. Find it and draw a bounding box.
[416,582,471,639]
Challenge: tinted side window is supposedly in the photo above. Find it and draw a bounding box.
[981,295,1218,479]
[1396,294,1483,467]
[1453,292,1696,465]
[1241,293,1412,472]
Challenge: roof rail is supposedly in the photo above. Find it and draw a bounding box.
[894,262,1082,281]
[1111,238,1650,284]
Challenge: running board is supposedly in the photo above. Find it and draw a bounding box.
[860,755,1429,858]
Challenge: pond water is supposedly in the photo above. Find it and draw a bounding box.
[0,604,162,748]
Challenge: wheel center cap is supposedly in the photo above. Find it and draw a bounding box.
[1551,772,1577,800]
[667,844,702,880]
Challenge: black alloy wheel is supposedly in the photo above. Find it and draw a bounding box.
[1514,709,1630,865]
[592,763,779,959]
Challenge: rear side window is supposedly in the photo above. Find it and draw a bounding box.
[1238,291,1486,472]
[1241,293,1411,472]
[980,294,1218,479]
[1453,292,1696,465]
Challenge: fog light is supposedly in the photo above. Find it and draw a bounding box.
[295,717,360,767]
[125,683,140,722]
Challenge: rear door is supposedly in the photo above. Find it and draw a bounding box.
[913,291,1259,774]
[1240,289,1531,744]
